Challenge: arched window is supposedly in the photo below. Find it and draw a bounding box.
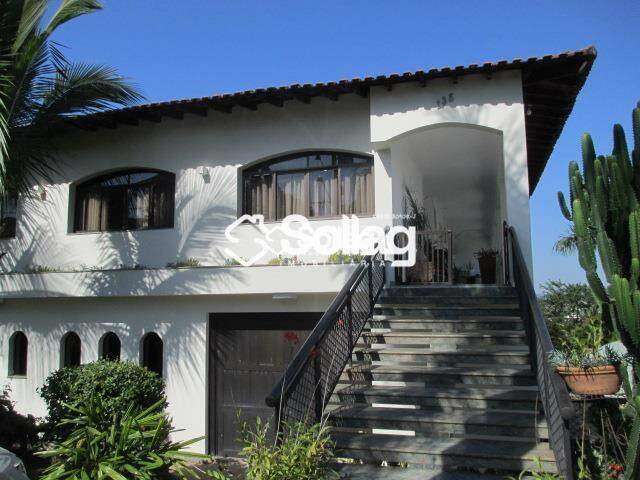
[100,332,121,361]
[73,169,175,232]
[8,331,27,376]
[140,332,163,376]
[0,194,17,239]
[242,151,374,221]
[61,332,81,368]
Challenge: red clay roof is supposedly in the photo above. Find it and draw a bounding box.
[68,46,597,194]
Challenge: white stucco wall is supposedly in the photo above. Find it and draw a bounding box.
[370,70,532,269]
[0,293,333,453]
[0,73,537,448]
[0,94,375,276]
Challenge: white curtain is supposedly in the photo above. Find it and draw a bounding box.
[247,175,275,220]
[309,170,338,217]
[277,172,305,219]
[340,166,372,215]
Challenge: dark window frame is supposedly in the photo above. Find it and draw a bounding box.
[100,332,121,361]
[242,151,374,221]
[73,169,175,233]
[8,331,28,377]
[140,332,163,377]
[0,195,17,239]
[61,332,82,368]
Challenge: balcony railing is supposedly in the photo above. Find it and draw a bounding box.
[266,251,386,427]
[395,229,453,284]
[505,225,577,480]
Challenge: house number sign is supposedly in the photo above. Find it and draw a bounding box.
[436,93,455,108]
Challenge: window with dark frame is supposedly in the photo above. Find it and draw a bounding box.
[9,331,27,376]
[73,169,175,233]
[100,332,121,361]
[141,332,163,377]
[0,195,17,239]
[242,152,373,221]
[61,332,82,368]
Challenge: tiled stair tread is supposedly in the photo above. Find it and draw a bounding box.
[361,331,526,338]
[331,406,546,428]
[332,434,555,461]
[370,316,522,322]
[354,346,530,355]
[375,302,519,311]
[348,364,534,375]
[334,384,540,400]
[335,464,519,480]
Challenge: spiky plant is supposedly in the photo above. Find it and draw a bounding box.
[0,0,142,198]
[558,102,640,477]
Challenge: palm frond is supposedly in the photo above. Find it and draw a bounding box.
[37,61,142,118]
[554,227,578,255]
[45,0,102,35]
[12,0,46,53]
[0,0,143,196]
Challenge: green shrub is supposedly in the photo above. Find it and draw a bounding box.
[38,395,210,480]
[327,250,363,264]
[167,257,200,268]
[239,417,337,480]
[538,280,605,346]
[0,386,41,457]
[39,360,165,440]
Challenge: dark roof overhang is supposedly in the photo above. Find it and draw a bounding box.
[64,46,596,194]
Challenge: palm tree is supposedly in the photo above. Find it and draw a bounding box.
[0,0,143,200]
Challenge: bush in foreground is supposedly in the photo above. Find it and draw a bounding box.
[39,360,165,440]
[38,395,210,480]
[240,416,337,480]
[0,386,41,457]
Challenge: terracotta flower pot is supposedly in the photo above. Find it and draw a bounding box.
[556,365,622,396]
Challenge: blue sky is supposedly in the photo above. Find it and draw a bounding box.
[49,0,640,288]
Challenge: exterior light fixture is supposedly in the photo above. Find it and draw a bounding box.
[197,166,211,184]
[272,293,298,301]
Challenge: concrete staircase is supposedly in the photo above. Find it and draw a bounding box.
[329,285,555,479]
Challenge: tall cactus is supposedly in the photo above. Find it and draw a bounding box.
[558,103,640,476]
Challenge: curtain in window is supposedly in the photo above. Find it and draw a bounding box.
[152,182,174,227]
[128,186,150,229]
[340,166,372,215]
[0,195,17,238]
[74,170,175,232]
[246,175,275,220]
[82,191,103,231]
[277,172,305,219]
[309,169,338,217]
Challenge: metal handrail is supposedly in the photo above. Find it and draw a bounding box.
[266,251,386,427]
[507,226,576,479]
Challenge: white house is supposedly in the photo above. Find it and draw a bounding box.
[0,47,595,456]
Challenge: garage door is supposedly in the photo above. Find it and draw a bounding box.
[209,313,319,456]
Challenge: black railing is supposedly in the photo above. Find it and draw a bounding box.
[266,251,386,427]
[506,226,576,480]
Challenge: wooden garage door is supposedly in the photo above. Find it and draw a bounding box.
[209,313,319,456]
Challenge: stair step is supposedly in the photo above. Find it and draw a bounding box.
[368,318,524,332]
[330,406,548,440]
[332,384,541,412]
[335,464,525,480]
[360,331,526,347]
[373,306,521,318]
[342,364,536,387]
[353,347,530,365]
[384,285,517,297]
[378,296,519,306]
[332,434,556,472]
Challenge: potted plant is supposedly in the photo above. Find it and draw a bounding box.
[549,321,623,396]
[475,248,499,284]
